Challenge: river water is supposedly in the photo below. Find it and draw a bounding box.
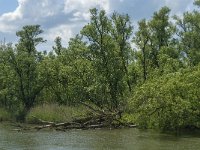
[0,124,199,150]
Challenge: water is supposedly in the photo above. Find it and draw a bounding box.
[0,124,200,150]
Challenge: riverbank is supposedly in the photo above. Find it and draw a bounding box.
[0,104,136,131]
[0,104,90,123]
[1,103,199,132]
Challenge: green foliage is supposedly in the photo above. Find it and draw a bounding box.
[40,35,94,105]
[0,44,18,110]
[53,36,63,55]
[129,66,200,130]
[0,108,12,121]
[81,8,133,110]
[134,7,178,82]
[194,0,200,6]
[0,25,46,121]
[0,2,200,130]
[174,8,200,66]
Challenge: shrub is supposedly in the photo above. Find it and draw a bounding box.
[129,66,200,130]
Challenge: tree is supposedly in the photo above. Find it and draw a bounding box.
[194,0,200,6]
[175,7,200,66]
[81,8,129,110]
[111,12,133,91]
[65,35,94,105]
[133,19,150,81]
[8,25,46,121]
[148,7,175,68]
[0,44,17,111]
[53,36,63,55]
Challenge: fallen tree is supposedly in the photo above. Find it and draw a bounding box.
[14,102,136,131]
[32,113,136,131]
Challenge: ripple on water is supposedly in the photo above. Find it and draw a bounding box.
[0,124,199,150]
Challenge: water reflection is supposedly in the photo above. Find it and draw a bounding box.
[0,124,199,150]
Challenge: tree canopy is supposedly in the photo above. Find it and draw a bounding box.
[0,2,199,129]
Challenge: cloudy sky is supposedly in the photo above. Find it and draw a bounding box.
[0,0,196,51]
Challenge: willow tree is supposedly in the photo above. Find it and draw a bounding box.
[0,44,17,110]
[111,12,133,91]
[44,35,93,105]
[81,8,133,110]
[175,1,200,66]
[148,7,175,68]
[8,25,46,121]
[133,19,150,82]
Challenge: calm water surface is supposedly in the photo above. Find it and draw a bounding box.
[0,123,199,150]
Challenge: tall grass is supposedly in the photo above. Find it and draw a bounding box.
[26,104,89,123]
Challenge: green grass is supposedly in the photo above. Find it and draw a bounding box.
[26,103,89,123]
[0,108,12,121]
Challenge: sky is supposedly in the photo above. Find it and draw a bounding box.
[0,0,196,51]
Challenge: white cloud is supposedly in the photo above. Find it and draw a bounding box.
[20,0,63,18]
[45,24,73,42]
[0,8,22,21]
[0,0,111,50]
[72,11,90,21]
[64,0,110,13]
[0,0,23,32]
[0,0,196,50]
[40,24,74,50]
[64,0,110,21]
[163,0,194,14]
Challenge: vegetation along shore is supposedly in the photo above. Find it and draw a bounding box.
[0,0,200,131]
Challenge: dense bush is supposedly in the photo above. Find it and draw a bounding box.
[129,66,200,130]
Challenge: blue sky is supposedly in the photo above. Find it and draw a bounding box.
[0,0,196,50]
[0,0,18,14]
